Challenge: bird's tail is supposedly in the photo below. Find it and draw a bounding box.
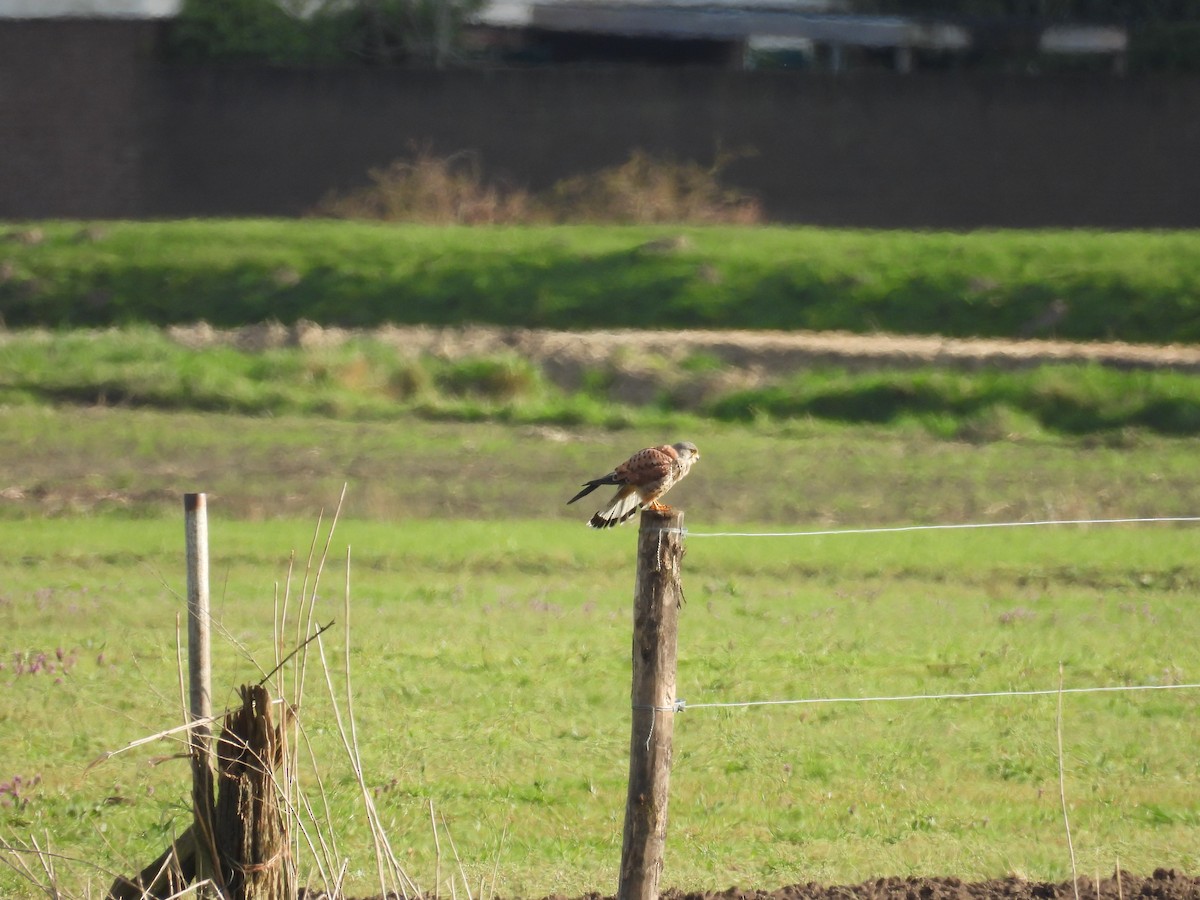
[588,490,641,528]
[588,494,643,528]
[567,474,619,505]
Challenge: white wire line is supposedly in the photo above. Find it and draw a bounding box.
[672,681,1200,712]
[684,515,1200,539]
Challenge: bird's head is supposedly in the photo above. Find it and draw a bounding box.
[672,441,700,464]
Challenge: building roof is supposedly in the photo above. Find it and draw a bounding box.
[478,0,844,29]
[479,0,1126,56]
[529,4,972,50]
[0,0,180,17]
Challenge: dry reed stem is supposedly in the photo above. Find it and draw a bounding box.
[440,810,474,900]
[292,504,325,730]
[283,523,342,894]
[431,800,442,899]
[325,538,387,898]
[294,791,335,887]
[314,612,398,898]
[293,485,345,780]
[175,613,188,731]
[21,831,56,896]
[290,491,344,891]
[488,822,508,900]
[0,836,42,888]
[294,720,342,887]
[278,550,295,700]
[1057,663,1080,900]
[290,516,319,891]
[297,483,417,899]
[334,857,350,897]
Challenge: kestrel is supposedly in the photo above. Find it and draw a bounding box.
[568,441,700,529]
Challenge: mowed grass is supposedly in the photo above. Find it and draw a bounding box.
[2,410,1200,897]
[3,220,1200,342]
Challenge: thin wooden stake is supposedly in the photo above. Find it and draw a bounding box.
[184,492,219,894]
[185,493,213,745]
[618,509,685,900]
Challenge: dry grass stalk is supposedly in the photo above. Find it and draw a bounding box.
[1057,663,1080,900]
[311,557,415,899]
[439,808,474,900]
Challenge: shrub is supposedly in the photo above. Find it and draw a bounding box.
[435,357,541,401]
[313,149,761,225]
[312,149,536,224]
[543,151,762,225]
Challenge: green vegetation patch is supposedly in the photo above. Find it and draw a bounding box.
[709,366,1200,438]
[4,328,1200,439]
[3,221,1199,342]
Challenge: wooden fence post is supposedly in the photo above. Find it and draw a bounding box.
[618,509,685,900]
[184,493,220,895]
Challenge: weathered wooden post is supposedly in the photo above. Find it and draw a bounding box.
[214,683,294,900]
[618,509,685,900]
[184,492,220,895]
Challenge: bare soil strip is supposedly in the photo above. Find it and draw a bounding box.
[166,323,1200,375]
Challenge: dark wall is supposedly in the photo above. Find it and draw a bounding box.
[3,21,1199,228]
[0,20,164,218]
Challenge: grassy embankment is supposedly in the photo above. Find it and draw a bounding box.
[2,220,1200,342]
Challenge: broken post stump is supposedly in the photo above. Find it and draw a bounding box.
[214,683,293,900]
[108,684,293,900]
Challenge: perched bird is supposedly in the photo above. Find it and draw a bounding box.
[568,441,701,529]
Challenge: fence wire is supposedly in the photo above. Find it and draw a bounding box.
[685,515,1200,539]
[665,513,1200,713]
[673,681,1200,713]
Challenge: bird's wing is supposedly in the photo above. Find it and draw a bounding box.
[613,446,675,487]
[567,473,620,505]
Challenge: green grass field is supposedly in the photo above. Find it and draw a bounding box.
[6,328,1200,438]
[3,219,1199,896]
[3,221,1200,342]
[2,409,1199,898]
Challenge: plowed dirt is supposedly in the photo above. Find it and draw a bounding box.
[315,870,1200,900]
[167,323,1200,376]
